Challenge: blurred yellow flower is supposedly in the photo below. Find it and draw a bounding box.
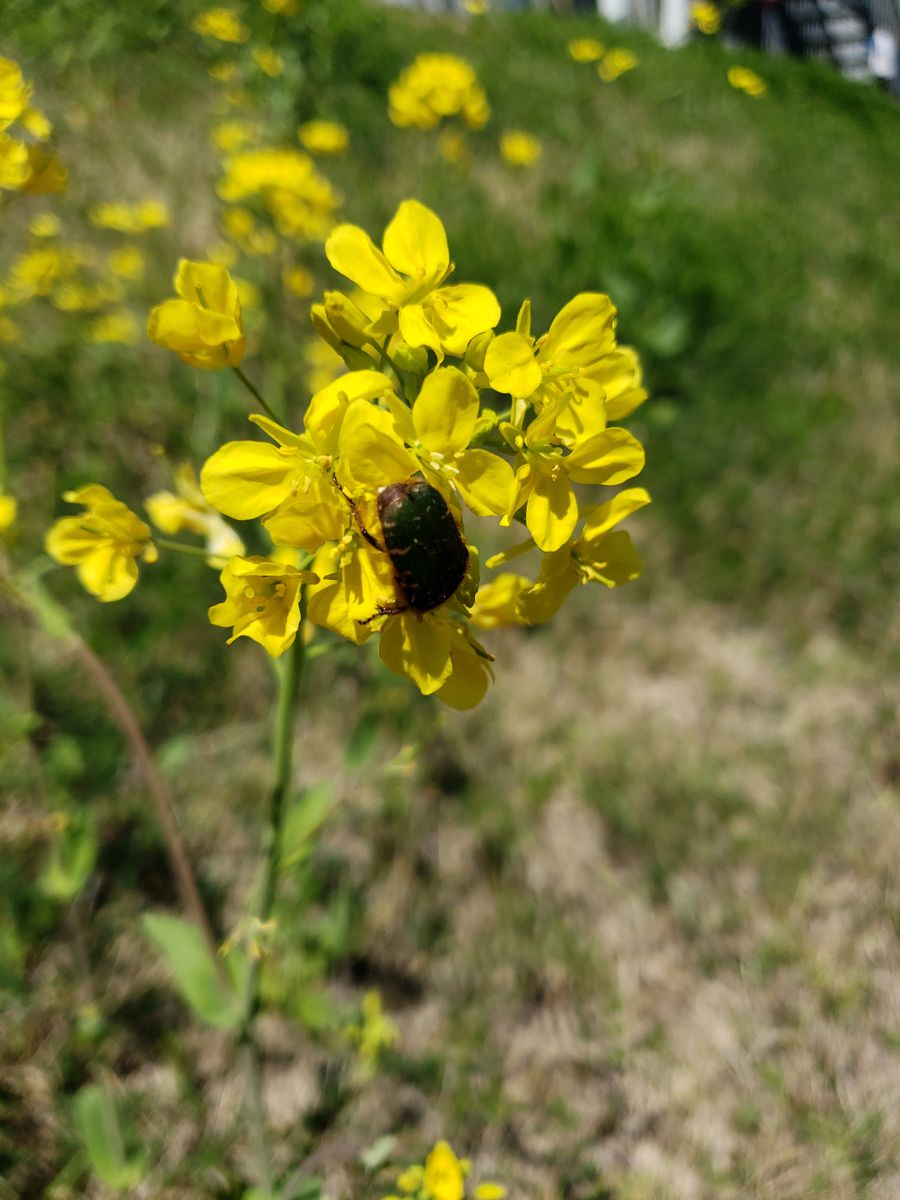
[192,7,250,43]
[20,106,51,140]
[7,245,80,299]
[252,48,284,76]
[262,0,298,11]
[86,309,140,344]
[46,484,157,602]
[209,556,311,656]
[208,60,238,82]
[568,37,605,62]
[218,147,340,239]
[148,259,245,369]
[728,65,767,95]
[423,1142,465,1200]
[438,129,467,164]
[0,132,29,190]
[345,989,399,1077]
[389,53,490,131]
[598,48,639,82]
[146,463,244,565]
[499,129,542,167]
[28,212,61,238]
[282,263,314,297]
[297,119,349,156]
[0,493,16,533]
[462,0,489,12]
[0,58,30,131]
[20,145,67,195]
[692,1,721,33]
[107,245,145,280]
[88,200,169,234]
[212,119,255,153]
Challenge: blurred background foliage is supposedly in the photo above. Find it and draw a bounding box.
[1,2,898,1198]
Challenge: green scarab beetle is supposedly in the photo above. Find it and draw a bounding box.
[334,476,469,617]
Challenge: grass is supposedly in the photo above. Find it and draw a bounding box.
[2,2,899,1198]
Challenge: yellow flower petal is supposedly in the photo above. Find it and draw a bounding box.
[379,612,453,696]
[526,472,579,552]
[579,486,651,543]
[326,223,405,303]
[412,366,478,455]
[437,639,492,709]
[200,440,297,518]
[421,283,501,357]
[454,449,514,517]
[565,427,645,485]
[540,292,617,373]
[382,199,449,282]
[484,330,542,398]
[338,399,417,491]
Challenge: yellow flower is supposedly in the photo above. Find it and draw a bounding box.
[500,399,645,551]
[474,1187,506,1200]
[88,200,168,234]
[692,1,721,33]
[598,49,639,82]
[423,1141,465,1200]
[252,48,284,76]
[212,119,255,153]
[46,484,157,602]
[148,259,245,369]
[483,293,619,430]
[28,212,61,238]
[728,65,767,96]
[20,145,67,195]
[192,7,250,43]
[388,54,490,131]
[86,309,140,344]
[346,989,399,1077]
[462,0,489,12]
[221,207,278,256]
[0,493,17,533]
[282,263,314,297]
[379,610,493,709]
[477,487,650,625]
[7,245,80,299]
[337,368,514,518]
[209,60,238,82]
[209,556,311,657]
[0,132,30,190]
[396,1165,424,1194]
[20,106,51,140]
[499,130,542,168]
[568,37,605,63]
[200,370,395,548]
[297,119,349,156]
[325,200,500,359]
[146,463,244,565]
[218,148,340,240]
[107,245,145,280]
[0,58,30,131]
[438,130,467,164]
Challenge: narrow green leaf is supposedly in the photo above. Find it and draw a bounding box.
[280,782,332,869]
[142,913,241,1029]
[72,1084,146,1190]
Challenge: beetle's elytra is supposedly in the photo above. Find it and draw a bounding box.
[377,481,469,614]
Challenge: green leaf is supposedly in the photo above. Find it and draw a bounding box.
[142,913,241,1029]
[280,782,332,869]
[72,1084,147,1190]
[39,812,97,902]
[360,1134,396,1172]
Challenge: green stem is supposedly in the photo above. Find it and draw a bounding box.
[154,537,213,561]
[232,366,282,423]
[236,627,304,1194]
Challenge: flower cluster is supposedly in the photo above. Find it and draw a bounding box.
[691,1,722,34]
[217,147,341,240]
[50,199,650,709]
[389,54,490,132]
[0,56,66,195]
[567,38,639,82]
[728,65,767,96]
[384,1140,504,1200]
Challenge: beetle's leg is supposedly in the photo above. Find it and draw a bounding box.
[358,602,408,626]
[331,473,386,552]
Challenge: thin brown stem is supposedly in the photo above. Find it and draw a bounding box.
[71,638,227,981]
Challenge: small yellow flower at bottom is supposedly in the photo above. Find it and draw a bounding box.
[298,119,349,155]
[727,65,767,96]
[499,129,542,168]
[0,493,17,533]
[45,484,157,602]
[209,556,315,657]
